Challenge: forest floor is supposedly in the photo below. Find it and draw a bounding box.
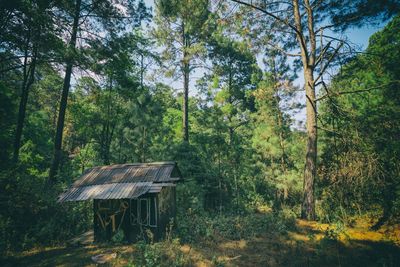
[1,216,400,267]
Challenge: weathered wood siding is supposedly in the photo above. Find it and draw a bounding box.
[156,186,176,239]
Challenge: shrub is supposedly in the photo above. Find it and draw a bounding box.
[176,209,297,243]
[134,239,186,267]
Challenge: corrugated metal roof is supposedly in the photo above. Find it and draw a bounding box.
[58,162,181,202]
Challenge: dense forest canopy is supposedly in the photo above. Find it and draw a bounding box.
[0,0,399,265]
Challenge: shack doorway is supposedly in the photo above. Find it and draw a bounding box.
[94,196,159,242]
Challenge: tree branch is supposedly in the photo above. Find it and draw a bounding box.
[315,80,400,102]
[314,41,343,83]
[230,0,300,35]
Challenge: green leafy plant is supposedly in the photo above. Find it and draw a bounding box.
[111,229,125,244]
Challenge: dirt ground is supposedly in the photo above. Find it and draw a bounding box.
[1,218,399,267]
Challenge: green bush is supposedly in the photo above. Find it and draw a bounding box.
[0,165,92,252]
[176,209,297,243]
[134,239,186,267]
[111,229,125,244]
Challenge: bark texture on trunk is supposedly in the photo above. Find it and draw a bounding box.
[301,68,317,220]
[293,0,317,220]
[49,0,81,181]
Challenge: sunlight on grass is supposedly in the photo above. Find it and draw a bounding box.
[1,215,399,267]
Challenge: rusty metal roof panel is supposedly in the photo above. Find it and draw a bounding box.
[71,187,84,200]
[115,182,134,199]
[107,183,125,199]
[98,183,117,199]
[148,183,176,193]
[58,162,182,202]
[119,166,139,184]
[128,182,150,198]
[145,166,159,179]
[74,186,91,201]
[155,165,173,182]
[58,182,155,202]
[128,183,141,198]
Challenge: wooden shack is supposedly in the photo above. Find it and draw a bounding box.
[58,162,182,242]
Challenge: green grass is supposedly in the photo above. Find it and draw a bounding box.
[1,215,399,267]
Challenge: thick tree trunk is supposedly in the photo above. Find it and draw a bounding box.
[292,0,317,220]
[49,0,81,181]
[13,44,37,163]
[301,68,317,220]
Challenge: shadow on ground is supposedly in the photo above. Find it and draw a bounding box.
[1,219,399,267]
[182,219,400,267]
[204,234,400,267]
[0,244,134,267]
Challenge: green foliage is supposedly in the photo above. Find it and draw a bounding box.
[323,223,346,242]
[0,80,18,166]
[252,73,305,210]
[176,210,296,244]
[134,239,186,267]
[111,229,125,244]
[0,166,92,252]
[319,15,400,224]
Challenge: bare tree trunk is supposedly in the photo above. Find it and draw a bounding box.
[301,68,317,220]
[181,22,190,142]
[293,0,317,220]
[49,0,81,181]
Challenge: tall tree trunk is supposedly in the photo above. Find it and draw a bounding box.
[48,0,81,181]
[13,37,37,163]
[293,0,317,220]
[182,57,189,142]
[301,68,317,220]
[182,22,189,142]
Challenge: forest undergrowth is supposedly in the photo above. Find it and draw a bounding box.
[1,211,399,267]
